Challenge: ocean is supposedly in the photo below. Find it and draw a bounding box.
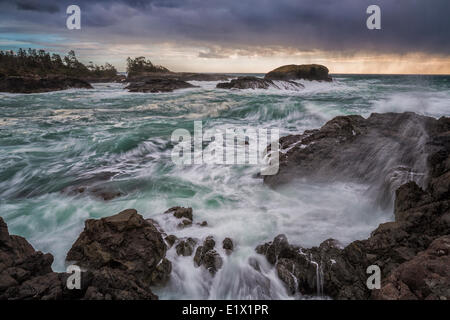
[0,74,449,299]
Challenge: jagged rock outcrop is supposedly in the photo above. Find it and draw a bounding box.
[0,216,63,299]
[0,75,93,93]
[373,235,449,300]
[256,113,450,299]
[82,75,126,83]
[67,209,171,287]
[265,64,332,82]
[265,112,450,209]
[125,79,197,93]
[194,236,223,275]
[216,76,304,90]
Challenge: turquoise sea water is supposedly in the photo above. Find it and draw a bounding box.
[0,74,449,299]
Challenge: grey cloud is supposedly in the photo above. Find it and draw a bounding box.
[1,0,449,56]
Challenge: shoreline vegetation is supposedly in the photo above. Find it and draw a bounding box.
[0,48,333,93]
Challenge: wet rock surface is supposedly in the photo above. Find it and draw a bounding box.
[257,113,450,299]
[264,64,332,82]
[163,206,205,229]
[126,71,231,82]
[0,216,60,299]
[373,235,450,300]
[217,76,304,90]
[66,209,171,287]
[125,78,197,93]
[0,75,93,93]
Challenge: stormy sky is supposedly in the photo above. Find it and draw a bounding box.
[0,0,449,73]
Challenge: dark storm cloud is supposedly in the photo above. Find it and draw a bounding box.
[1,0,449,56]
[16,0,59,13]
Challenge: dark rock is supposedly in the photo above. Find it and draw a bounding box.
[216,76,304,90]
[175,238,197,256]
[0,75,93,93]
[0,215,159,300]
[265,64,332,82]
[125,78,197,93]
[66,209,171,287]
[256,234,290,265]
[164,206,194,229]
[126,72,231,82]
[257,114,450,299]
[66,186,123,201]
[223,238,234,254]
[165,206,193,221]
[178,219,192,229]
[193,236,223,275]
[82,75,126,83]
[1,207,181,300]
[0,216,59,299]
[197,221,208,227]
[373,235,450,300]
[265,112,449,209]
[165,235,178,248]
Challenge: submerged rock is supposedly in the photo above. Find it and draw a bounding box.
[66,209,171,287]
[216,76,304,90]
[0,75,93,93]
[0,216,59,299]
[126,71,231,82]
[125,78,197,93]
[264,64,332,82]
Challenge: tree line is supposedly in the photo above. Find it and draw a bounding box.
[0,49,117,78]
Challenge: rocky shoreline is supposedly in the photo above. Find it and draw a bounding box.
[0,112,448,300]
[0,75,93,94]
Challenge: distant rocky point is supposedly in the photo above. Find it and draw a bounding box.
[265,64,332,82]
[216,76,304,90]
[0,75,93,94]
[256,112,449,299]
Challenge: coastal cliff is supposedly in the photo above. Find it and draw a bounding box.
[0,112,448,300]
